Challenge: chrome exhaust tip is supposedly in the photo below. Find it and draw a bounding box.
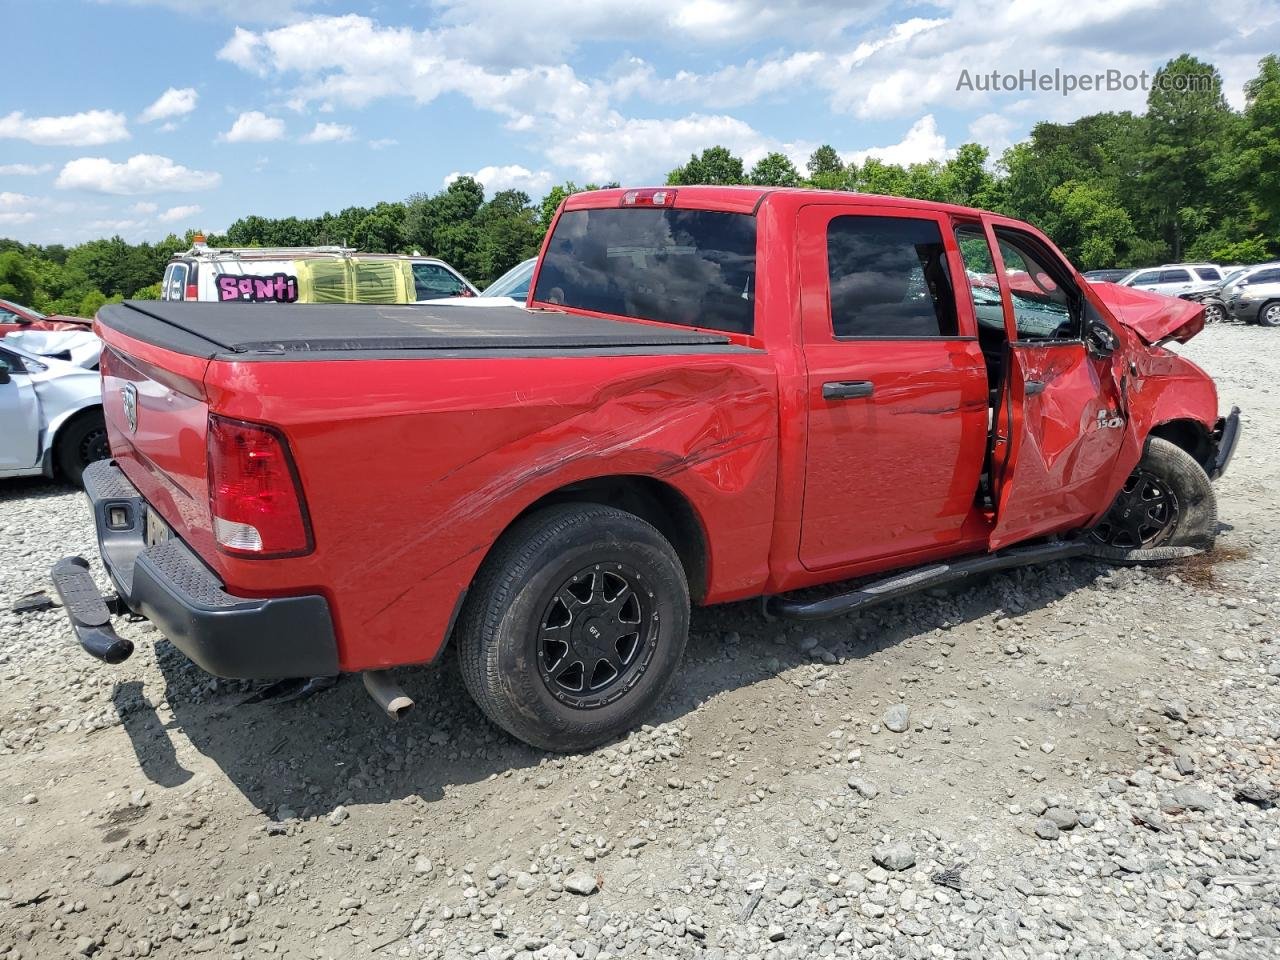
[362,670,414,720]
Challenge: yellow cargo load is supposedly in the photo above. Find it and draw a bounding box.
[295,258,417,304]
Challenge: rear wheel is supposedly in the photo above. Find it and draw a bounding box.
[456,503,690,752]
[1090,437,1216,551]
[1258,301,1280,327]
[56,409,110,487]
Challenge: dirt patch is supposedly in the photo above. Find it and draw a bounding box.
[1173,542,1250,588]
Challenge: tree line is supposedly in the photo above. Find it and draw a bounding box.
[1,53,1276,318]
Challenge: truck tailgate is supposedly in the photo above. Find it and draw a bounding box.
[97,334,218,563]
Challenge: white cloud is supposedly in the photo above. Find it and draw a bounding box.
[0,163,53,175]
[300,121,353,143]
[158,204,203,222]
[444,165,554,195]
[131,201,159,214]
[368,138,398,150]
[95,0,316,23]
[139,87,198,123]
[218,111,287,143]
[55,154,221,195]
[0,192,37,225]
[0,109,128,146]
[846,115,952,167]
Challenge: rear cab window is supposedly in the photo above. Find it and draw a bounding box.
[826,216,958,338]
[413,263,469,299]
[533,207,757,334]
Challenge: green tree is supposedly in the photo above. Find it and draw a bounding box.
[748,152,802,187]
[0,250,36,303]
[806,145,845,190]
[666,146,746,185]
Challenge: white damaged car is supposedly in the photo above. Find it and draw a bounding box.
[0,335,108,485]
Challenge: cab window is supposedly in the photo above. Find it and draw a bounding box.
[1160,268,1191,283]
[1130,270,1161,285]
[826,215,957,338]
[413,263,468,299]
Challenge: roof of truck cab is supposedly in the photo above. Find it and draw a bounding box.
[562,185,991,219]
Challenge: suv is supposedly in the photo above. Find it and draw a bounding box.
[1223,263,1280,326]
[1120,263,1224,297]
[161,240,476,304]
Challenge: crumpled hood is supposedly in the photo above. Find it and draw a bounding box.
[1091,282,1205,345]
[3,329,102,368]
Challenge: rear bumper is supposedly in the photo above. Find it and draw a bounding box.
[59,460,339,679]
[1209,406,1241,481]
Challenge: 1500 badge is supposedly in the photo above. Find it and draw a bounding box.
[1096,409,1124,430]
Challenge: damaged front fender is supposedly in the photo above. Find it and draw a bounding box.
[1091,282,1206,345]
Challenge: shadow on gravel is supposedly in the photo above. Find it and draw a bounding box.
[112,681,194,788]
[140,556,1108,821]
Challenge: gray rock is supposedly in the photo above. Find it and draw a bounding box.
[848,776,880,799]
[1172,785,1215,811]
[777,888,804,909]
[1044,806,1079,830]
[94,861,135,887]
[883,704,910,733]
[1034,818,1061,841]
[1174,751,1196,775]
[564,873,599,896]
[872,841,915,872]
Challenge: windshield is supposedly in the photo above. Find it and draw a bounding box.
[533,207,757,334]
[483,258,536,299]
[1,299,43,319]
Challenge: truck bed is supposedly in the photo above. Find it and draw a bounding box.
[99,301,742,361]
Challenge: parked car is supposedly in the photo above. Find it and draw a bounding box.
[1222,262,1280,326]
[0,337,108,485]
[160,239,476,305]
[0,299,92,336]
[54,186,1238,753]
[425,257,536,307]
[1119,263,1224,297]
[5,329,103,368]
[1081,268,1130,283]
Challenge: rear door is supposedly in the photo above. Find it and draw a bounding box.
[796,204,988,570]
[0,348,41,470]
[972,218,1126,549]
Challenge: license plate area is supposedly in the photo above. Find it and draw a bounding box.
[145,507,172,548]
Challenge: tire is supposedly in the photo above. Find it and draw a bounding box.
[1258,301,1280,328]
[1090,437,1217,552]
[1201,299,1227,324]
[55,409,110,487]
[456,503,690,753]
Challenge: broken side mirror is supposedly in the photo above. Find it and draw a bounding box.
[1086,319,1119,359]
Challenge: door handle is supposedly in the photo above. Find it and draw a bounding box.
[822,380,874,400]
[1024,380,1046,396]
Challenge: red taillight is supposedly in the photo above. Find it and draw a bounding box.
[620,188,676,208]
[185,283,198,300]
[207,415,312,558]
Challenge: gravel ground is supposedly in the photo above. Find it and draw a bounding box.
[1,325,1277,960]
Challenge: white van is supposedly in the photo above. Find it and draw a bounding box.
[160,238,477,304]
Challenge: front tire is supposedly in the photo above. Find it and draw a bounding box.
[456,503,690,753]
[1090,437,1217,552]
[1258,301,1280,327]
[56,409,110,487]
[1201,299,1227,324]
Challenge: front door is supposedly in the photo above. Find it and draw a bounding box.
[965,219,1126,549]
[0,348,41,470]
[797,205,989,571]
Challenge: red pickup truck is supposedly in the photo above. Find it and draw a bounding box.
[52,187,1239,752]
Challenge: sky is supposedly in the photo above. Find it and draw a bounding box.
[1,0,1277,245]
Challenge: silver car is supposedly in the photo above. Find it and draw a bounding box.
[0,337,108,485]
[1119,263,1225,297]
[1223,263,1280,327]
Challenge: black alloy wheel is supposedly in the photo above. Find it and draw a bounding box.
[1090,468,1180,549]
[536,564,657,709]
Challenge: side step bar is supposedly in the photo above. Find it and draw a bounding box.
[765,541,1092,622]
[50,556,134,664]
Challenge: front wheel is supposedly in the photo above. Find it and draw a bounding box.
[1201,299,1227,324]
[1089,437,1217,552]
[456,503,690,752]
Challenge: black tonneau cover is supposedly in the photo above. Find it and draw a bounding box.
[99,301,742,361]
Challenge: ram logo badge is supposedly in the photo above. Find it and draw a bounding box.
[122,382,138,434]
